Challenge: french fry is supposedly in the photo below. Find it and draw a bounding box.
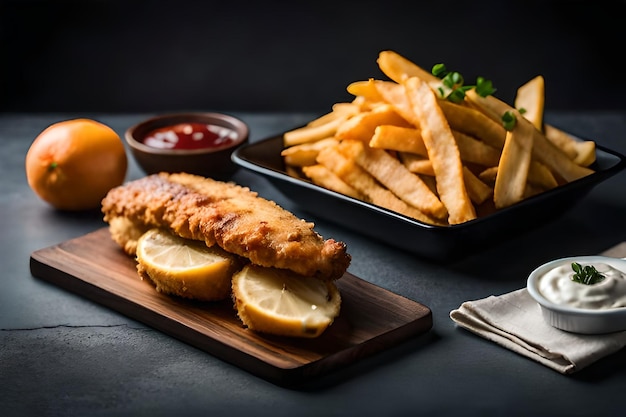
[452,130,501,167]
[302,164,364,199]
[523,182,546,199]
[403,76,477,224]
[377,50,440,87]
[399,152,435,176]
[351,96,385,112]
[572,140,597,167]
[338,139,447,219]
[372,80,415,121]
[306,102,360,127]
[285,165,301,179]
[369,125,428,156]
[542,124,578,159]
[515,75,545,130]
[527,161,558,190]
[464,89,509,124]
[481,165,552,200]
[478,166,498,185]
[438,100,507,150]
[316,146,442,225]
[335,104,411,142]
[463,166,493,205]
[280,137,340,167]
[334,101,361,114]
[347,79,385,103]
[531,126,594,181]
[493,110,534,209]
[512,79,561,190]
[544,124,596,166]
[419,173,438,195]
[283,106,358,146]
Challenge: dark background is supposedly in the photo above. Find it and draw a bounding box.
[2,0,625,114]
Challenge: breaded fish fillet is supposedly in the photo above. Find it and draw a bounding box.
[101,173,351,280]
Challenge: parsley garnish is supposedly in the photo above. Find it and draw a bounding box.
[501,111,517,131]
[431,64,496,103]
[474,77,496,98]
[571,262,605,285]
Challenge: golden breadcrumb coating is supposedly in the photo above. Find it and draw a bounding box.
[107,216,151,255]
[101,173,351,280]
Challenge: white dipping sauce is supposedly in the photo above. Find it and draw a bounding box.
[538,262,626,309]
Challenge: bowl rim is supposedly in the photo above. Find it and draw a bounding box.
[526,255,626,317]
[125,112,249,156]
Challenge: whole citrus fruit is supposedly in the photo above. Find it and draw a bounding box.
[25,118,128,211]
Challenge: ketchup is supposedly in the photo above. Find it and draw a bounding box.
[142,122,238,150]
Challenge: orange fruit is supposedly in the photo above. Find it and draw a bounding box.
[25,118,128,211]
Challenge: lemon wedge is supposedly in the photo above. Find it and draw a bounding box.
[232,264,341,338]
[136,228,242,301]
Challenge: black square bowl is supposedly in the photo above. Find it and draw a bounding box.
[232,130,626,261]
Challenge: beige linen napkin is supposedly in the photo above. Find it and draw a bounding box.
[450,243,626,374]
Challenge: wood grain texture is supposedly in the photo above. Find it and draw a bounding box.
[29,228,432,386]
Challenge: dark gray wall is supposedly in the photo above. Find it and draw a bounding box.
[2,0,624,113]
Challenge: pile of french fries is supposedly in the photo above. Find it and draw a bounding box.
[281,50,597,226]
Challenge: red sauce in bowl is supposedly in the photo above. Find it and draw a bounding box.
[142,122,238,150]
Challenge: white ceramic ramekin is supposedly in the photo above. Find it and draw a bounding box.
[527,256,626,334]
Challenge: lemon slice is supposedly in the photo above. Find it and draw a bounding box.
[136,228,242,301]
[232,264,341,338]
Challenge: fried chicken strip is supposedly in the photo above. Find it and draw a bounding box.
[101,173,351,280]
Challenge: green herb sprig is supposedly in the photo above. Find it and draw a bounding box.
[571,262,605,285]
[501,111,517,131]
[431,64,496,103]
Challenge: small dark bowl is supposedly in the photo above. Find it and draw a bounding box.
[125,112,249,179]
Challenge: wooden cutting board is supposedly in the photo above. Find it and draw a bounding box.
[30,228,432,386]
